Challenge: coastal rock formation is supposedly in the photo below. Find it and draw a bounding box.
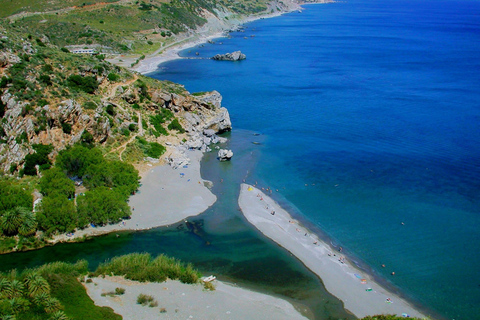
[218,149,233,161]
[212,51,246,61]
[0,25,235,174]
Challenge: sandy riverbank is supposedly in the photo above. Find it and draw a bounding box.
[84,275,308,320]
[53,150,215,243]
[238,184,429,319]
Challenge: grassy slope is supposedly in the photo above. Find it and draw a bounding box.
[0,0,119,18]
[47,273,122,320]
[3,0,271,55]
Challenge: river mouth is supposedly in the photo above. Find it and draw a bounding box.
[0,129,354,320]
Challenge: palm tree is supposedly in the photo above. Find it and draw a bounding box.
[49,310,69,320]
[8,297,30,313]
[7,280,24,299]
[17,212,37,237]
[0,207,31,236]
[0,212,18,236]
[32,291,50,307]
[43,297,61,313]
[0,277,12,299]
[23,273,50,297]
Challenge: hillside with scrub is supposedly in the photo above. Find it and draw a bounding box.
[0,16,232,253]
[2,0,299,60]
[0,0,315,258]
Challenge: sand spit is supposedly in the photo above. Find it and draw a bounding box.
[84,276,308,320]
[238,184,428,319]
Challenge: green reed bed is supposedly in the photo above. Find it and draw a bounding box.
[94,252,201,284]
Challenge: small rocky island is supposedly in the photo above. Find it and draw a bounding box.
[212,51,246,61]
[218,149,234,161]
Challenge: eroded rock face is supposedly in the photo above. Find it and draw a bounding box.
[0,76,231,173]
[0,52,21,68]
[163,90,232,167]
[0,92,112,172]
[212,51,246,61]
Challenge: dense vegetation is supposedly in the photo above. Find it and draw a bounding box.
[0,253,202,319]
[0,142,140,249]
[95,253,201,284]
[35,144,139,235]
[0,18,184,252]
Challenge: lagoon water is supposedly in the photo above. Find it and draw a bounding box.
[149,0,480,319]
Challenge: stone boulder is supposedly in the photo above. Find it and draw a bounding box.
[212,51,246,61]
[218,149,233,161]
[205,107,232,133]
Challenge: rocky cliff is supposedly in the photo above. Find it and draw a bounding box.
[0,25,231,175]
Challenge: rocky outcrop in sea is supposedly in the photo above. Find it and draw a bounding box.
[217,149,233,161]
[212,51,246,61]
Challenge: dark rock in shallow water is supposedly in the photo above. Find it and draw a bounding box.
[212,51,246,61]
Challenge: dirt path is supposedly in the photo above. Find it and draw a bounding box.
[103,74,143,161]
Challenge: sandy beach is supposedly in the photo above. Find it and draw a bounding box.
[84,275,308,320]
[238,184,429,319]
[109,1,304,75]
[53,150,216,242]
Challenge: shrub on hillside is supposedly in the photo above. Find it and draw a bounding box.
[23,144,54,176]
[167,118,185,133]
[67,75,98,94]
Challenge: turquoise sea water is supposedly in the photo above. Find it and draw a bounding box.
[149,1,480,319]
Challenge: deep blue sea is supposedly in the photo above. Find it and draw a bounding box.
[150,1,480,319]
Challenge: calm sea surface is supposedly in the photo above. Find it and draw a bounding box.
[1,1,479,319]
[149,0,480,319]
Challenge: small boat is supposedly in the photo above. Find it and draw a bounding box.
[203,275,216,282]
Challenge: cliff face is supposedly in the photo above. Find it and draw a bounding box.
[0,26,231,174]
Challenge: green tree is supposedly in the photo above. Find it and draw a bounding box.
[0,181,32,213]
[80,130,95,148]
[39,167,75,199]
[55,145,103,177]
[43,297,61,313]
[83,161,139,199]
[23,273,50,298]
[7,280,24,299]
[23,144,53,176]
[49,310,69,320]
[17,210,37,237]
[77,187,130,226]
[0,207,33,237]
[36,195,78,235]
